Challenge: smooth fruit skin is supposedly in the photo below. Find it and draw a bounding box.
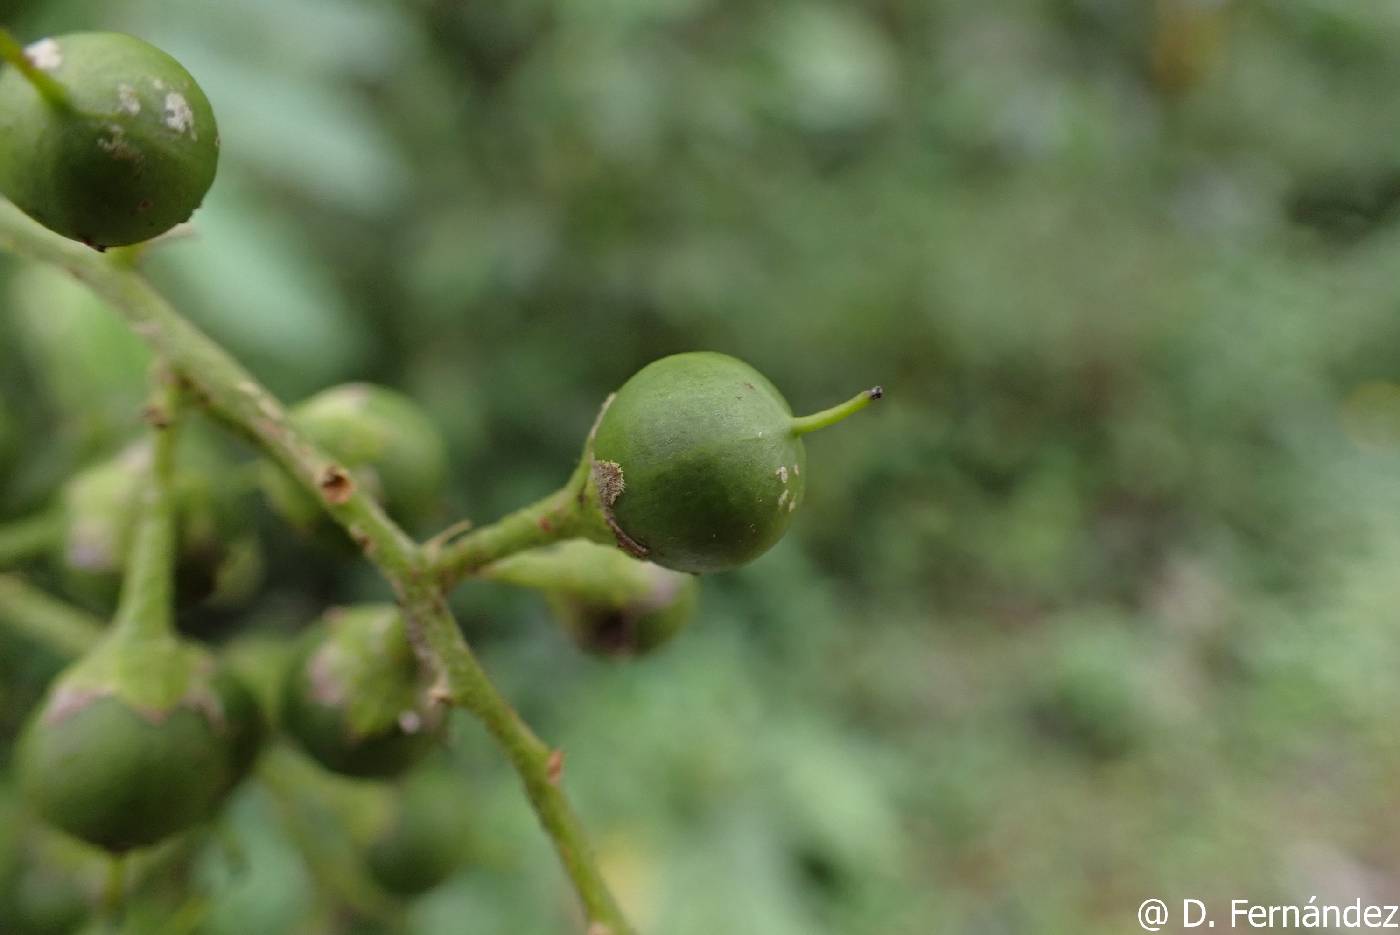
[364,769,472,897]
[592,352,807,573]
[17,620,264,853]
[282,606,444,779]
[0,32,218,248]
[261,384,449,542]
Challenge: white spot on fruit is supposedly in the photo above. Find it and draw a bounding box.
[778,489,789,507]
[776,465,789,484]
[117,83,141,115]
[152,78,166,90]
[25,39,61,71]
[788,497,797,512]
[96,123,141,161]
[163,92,196,138]
[793,464,800,476]
[398,710,423,734]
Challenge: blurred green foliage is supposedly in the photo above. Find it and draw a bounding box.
[5,0,1400,931]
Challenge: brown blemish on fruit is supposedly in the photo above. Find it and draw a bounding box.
[318,466,354,504]
[136,198,153,213]
[538,515,554,533]
[592,459,648,559]
[547,749,565,785]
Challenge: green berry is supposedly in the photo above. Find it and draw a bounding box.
[363,768,472,898]
[55,435,261,610]
[486,541,698,656]
[261,384,448,542]
[17,637,264,852]
[0,32,219,249]
[282,605,446,779]
[590,352,880,573]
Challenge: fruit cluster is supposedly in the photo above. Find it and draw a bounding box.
[0,28,881,926]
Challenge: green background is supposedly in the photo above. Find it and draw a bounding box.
[5,0,1400,932]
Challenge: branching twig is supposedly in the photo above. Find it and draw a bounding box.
[0,572,103,656]
[0,200,634,935]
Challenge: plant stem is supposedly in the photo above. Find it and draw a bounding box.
[790,385,884,436]
[102,855,126,925]
[0,28,74,113]
[430,457,607,588]
[0,572,103,656]
[111,374,180,642]
[0,509,61,566]
[0,199,635,935]
[397,578,633,934]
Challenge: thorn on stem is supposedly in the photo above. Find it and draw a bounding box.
[141,403,171,429]
[318,465,354,505]
[547,749,565,785]
[429,680,452,706]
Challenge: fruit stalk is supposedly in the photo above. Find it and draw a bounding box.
[0,199,636,935]
[110,373,180,642]
[0,27,73,112]
[430,452,610,588]
[0,572,103,656]
[791,385,884,436]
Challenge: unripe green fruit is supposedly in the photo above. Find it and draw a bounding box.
[0,33,219,249]
[591,352,879,573]
[282,605,446,779]
[17,637,264,852]
[56,437,261,610]
[261,384,448,541]
[363,768,472,898]
[486,541,699,656]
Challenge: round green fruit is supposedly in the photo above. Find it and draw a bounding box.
[56,435,261,610]
[364,768,472,898]
[17,638,263,852]
[486,541,698,656]
[591,352,879,573]
[261,384,448,542]
[0,32,219,249]
[282,605,445,779]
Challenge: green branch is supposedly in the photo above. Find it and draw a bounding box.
[0,198,634,935]
[429,453,612,588]
[0,572,102,656]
